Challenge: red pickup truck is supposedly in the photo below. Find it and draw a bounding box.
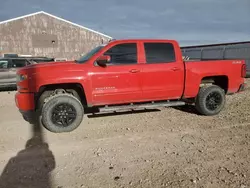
[15,39,246,133]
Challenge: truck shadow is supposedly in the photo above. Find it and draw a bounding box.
[0,86,17,92]
[171,105,200,115]
[86,105,200,118]
[0,115,55,188]
[86,105,199,118]
[86,108,161,118]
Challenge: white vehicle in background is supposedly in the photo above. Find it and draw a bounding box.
[0,56,55,89]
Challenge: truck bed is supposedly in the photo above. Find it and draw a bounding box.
[183,59,245,98]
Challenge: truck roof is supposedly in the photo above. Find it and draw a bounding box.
[109,39,178,43]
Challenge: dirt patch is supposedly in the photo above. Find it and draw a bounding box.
[0,81,249,188]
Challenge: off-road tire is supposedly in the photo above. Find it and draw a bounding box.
[41,93,84,133]
[195,85,226,116]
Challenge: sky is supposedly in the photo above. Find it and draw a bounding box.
[0,0,250,46]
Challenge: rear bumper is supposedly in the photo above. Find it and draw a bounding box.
[228,80,247,95]
[238,82,247,92]
[15,92,35,111]
[245,71,250,78]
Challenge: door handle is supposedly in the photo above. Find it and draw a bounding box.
[171,67,180,71]
[130,69,140,73]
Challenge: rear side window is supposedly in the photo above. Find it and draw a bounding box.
[144,42,176,63]
[104,43,137,65]
[11,59,27,68]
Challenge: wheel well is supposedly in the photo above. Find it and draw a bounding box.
[201,76,228,93]
[36,83,87,109]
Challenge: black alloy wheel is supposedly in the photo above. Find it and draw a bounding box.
[41,93,84,133]
[205,91,223,111]
[195,85,226,116]
[51,103,77,127]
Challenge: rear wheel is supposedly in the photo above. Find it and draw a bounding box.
[195,85,226,116]
[41,93,84,133]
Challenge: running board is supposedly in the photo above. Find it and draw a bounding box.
[98,101,186,113]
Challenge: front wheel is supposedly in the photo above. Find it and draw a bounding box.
[41,93,84,133]
[195,85,226,116]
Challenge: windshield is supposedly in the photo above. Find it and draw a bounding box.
[76,45,105,63]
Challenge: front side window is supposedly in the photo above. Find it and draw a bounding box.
[104,43,137,65]
[0,60,9,69]
[144,42,176,63]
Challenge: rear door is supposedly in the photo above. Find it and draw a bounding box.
[0,59,11,85]
[140,42,185,100]
[91,42,143,105]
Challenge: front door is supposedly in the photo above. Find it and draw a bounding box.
[91,43,143,105]
[8,59,29,83]
[141,42,185,101]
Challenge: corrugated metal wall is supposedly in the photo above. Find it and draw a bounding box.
[0,13,111,60]
[181,43,250,71]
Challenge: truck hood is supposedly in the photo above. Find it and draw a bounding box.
[28,60,76,68]
[16,60,87,92]
[18,60,77,74]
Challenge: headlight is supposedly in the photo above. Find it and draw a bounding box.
[16,74,28,82]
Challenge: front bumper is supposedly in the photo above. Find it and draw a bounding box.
[15,92,35,111]
[19,109,36,123]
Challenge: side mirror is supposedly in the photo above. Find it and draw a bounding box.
[96,55,111,67]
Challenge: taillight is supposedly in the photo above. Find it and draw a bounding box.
[241,64,246,78]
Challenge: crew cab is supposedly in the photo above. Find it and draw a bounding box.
[15,39,246,133]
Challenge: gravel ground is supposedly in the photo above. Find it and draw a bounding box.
[0,81,249,188]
